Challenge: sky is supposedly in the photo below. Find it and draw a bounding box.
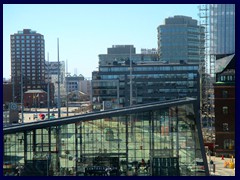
[3,4,199,79]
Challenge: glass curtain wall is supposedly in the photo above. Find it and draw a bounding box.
[4,103,207,176]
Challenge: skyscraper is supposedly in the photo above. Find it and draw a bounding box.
[209,4,235,76]
[11,29,46,103]
[209,4,235,56]
[157,15,205,64]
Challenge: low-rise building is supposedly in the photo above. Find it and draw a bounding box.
[92,61,201,111]
[23,89,47,108]
[213,54,235,157]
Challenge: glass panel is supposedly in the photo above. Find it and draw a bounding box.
[4,101,207,176]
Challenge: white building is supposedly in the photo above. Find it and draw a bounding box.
[80,79,91,96]
[46,61,66,104]
[141,48,158,54]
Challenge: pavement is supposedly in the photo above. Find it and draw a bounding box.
[19,107,83,123]
[207,155,235,176]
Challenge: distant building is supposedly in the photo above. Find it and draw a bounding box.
[23,89,48,108]
[209,4,235,56]
[10,29,47,103]
[107,45,136,54]
[213,54,235,157]
[141,48,158,54]
[79,79,91,96]
[92,45,201,111]
[208,4,235,76]
[99,45,159,66]
[3,82,13,106]
[66,74,84,92]
[46,61,66,104]
[157,15,205,64]
[3,110,18,126]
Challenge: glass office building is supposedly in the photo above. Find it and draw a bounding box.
[209,4,235,55]
[3,98,209,176]
[92,61,200,111]
[157,16,205,64]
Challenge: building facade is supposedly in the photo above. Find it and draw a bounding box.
[11,29,47,103]
[199,4,235,76]
[3,82,13,106]
[99,45,159,66]
[46,61,66,104]
[3,98,209,176]
[92,63,200,111]
[213,54,235,157]
[65,74,85,93]
[79,79,91,96]
[209,4,235,56]
[23,89,48,108]
[157,15,205,64]
[141,48,158,54]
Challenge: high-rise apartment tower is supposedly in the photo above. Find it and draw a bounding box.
[11,29,46,103]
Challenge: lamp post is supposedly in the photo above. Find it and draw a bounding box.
[66,59,69,117]
[11,74,15,103]
[57,38,61,118]
[21,61,24,123]
[47,52,50,120]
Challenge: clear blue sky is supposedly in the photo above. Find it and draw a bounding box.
[3,4,199,79]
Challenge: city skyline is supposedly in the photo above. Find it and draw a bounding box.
[3,4,199,79]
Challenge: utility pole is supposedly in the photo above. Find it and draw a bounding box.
[129,45,136,161]
[21,59,24,123]
[66,59,69,117]
[57,38,61,118]
[47,52,50,120]
[129,46,133,107]
[12,74,15,103]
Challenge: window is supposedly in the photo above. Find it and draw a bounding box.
[223,123,229,131]
[224,139,234,149]
[222,106,228,115]
[220,76,226,82]
[222,90,228,98]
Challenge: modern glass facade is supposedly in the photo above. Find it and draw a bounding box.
[3,98,209,176]
[92,62,200,110]
[209,4,235,55]
[157,16,205,64]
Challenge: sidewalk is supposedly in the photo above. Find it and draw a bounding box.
[207,155,235,176]
[20,107,82,123]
